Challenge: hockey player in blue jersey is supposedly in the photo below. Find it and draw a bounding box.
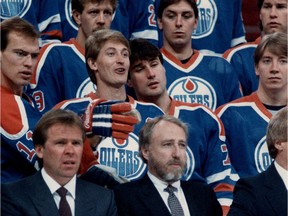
[55,29,165,182]
[216,32,287,178]
[223,0,288,96]
[127,38,238,215]
[1,17,139,184]
[0,0,62,46]
[27,0,117,114]
[155,0,247,54]
[156,0,242,111]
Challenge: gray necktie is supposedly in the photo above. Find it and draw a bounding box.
[164,185,185,216]
[57,187,72,216]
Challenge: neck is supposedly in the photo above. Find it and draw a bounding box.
[138,93,171,114]
[95,85,127,101]
[257,86,287,106]
[163,42,193,61]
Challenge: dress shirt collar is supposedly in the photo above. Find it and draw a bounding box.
[41,168,77,199]
[274,161,288,190]
[147,171,181,191]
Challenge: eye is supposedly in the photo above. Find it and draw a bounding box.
[15,50,28,57]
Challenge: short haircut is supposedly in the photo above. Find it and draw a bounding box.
[157,0,198,19]
[85,29,130,84]
[1,17,40,51]
[254,32,287,66]
[266,107,288,159]
[138,115,189,163]
[32,109,86,148]
[72,0,118,13]
[257,0,264,10]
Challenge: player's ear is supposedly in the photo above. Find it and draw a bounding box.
[87,58,98,71]
[72,9,81,26]
[157,18,163,31]
[127,79,133,87]
[193,18,198,31]
[35,145,44,159]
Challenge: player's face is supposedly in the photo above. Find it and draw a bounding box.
[256,49,287,93]
[158,1,198,50]
[260,0,288,34]
[35,123,83,186]
[0,32,39,95]
[142,120,187,183]
[129,58,167,101]
[74,2,114,39]
[93,41,130,89]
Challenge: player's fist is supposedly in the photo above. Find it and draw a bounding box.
[83,99,141,140]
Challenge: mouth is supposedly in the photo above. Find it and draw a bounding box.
[148,81,159,89]
[268,22,280,28]
[115,68,126,74]
[19,71,32,80]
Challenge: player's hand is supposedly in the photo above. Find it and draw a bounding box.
[83,99,141,141]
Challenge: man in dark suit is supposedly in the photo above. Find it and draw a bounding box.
[1,109,117,216]
[228,107,288,216]
[113,115,222,216]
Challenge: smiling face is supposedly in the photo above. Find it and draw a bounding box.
[89,40,130,89]
[141,120,187,183]
[0,31,39,95]
[260,0,288,34]
[35,123,84,186]
[158,0,198,51]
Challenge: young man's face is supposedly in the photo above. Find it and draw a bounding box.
[35,123,84,186]
[73,1,114,39]
[129,57,167,101]
[260,0,287,34]
[141,120,187,183]
[91,40,130,88]
[158,0,198,50]
[0,31,39,94]
[256,48,287,93]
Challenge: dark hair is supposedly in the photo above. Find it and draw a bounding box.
[157,0,198,19]
[266,107,287,159]
[257,0,264,10]
[254,32,287,66]
[138,115,188,163]
[1,17,39,51]
[32,109,86,148]
[72,0,118,13]
[85,29,130,84]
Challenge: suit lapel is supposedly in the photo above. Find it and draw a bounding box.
[264,164,287,216]
[138,175,171,216]
[27,172,60,216]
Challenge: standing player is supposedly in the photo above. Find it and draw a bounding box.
[155,0,246,54]
[0,0,62,46]
[216,32,287,178]
[127,38,238,215]
[27,0,117,114]
[157,0,242,111]
[55,29,165,182]
[223,0,287,96]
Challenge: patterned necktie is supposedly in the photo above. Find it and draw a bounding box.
[56,187,72,216]
[164,185,185,216]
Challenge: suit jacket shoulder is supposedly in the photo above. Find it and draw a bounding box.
[228,163,287,216]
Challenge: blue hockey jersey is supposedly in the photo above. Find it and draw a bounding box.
[161,48,242,111]
[223,37,261,96]
[216,92,274,178]
[27,38,96,114]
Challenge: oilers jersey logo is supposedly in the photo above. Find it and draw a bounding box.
[0,0,32,19]
[182,146,195,180]
[254,136,273,173]
[168,76,217,111]
[76,78,97,98]
[97,133,146,181]
[65,0,78,31]
[193,0,217,39]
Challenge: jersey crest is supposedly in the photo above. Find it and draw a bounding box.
[0,0,32,19]
[76,78,97,98]
[65,0,78,31]
[167,76,217,110]
[254,136,273,173]
[182,146,195,180]
[193,0,217,39]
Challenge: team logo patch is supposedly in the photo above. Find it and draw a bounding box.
[182,146,195,180]
[65,0,78,31]
[168,76,217,110]
[193,0,217,39]
[76,78,97,98]
[97,133,146,181]
[254,136,273,173]
[0,0,32,19]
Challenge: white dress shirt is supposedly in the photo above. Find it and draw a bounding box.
[41,168,76,216]
[274,161,288,190]
[147,171,190,216]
